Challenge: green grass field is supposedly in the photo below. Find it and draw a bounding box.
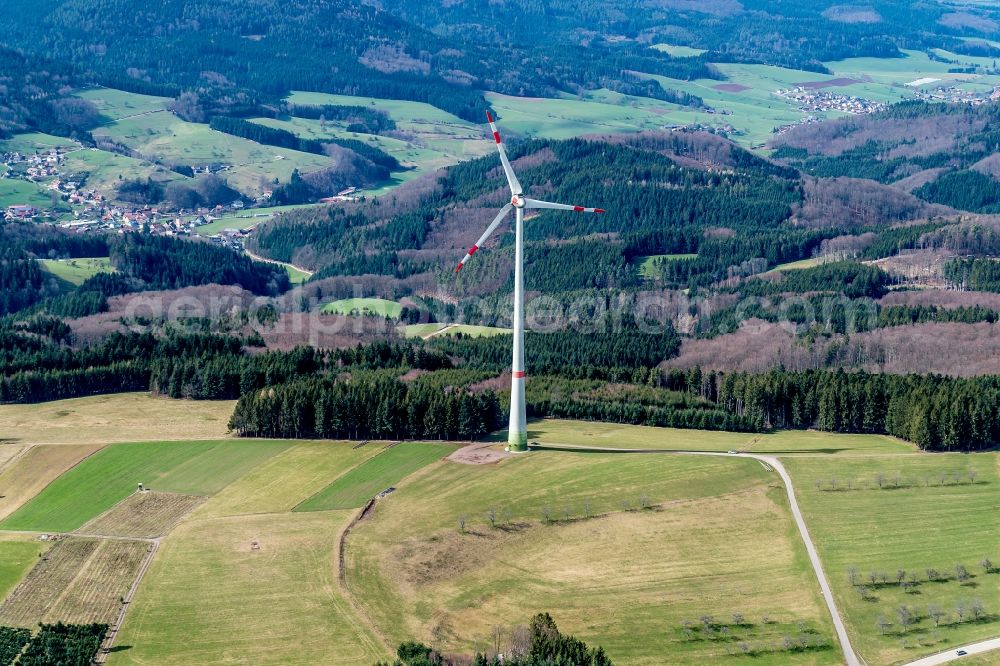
[322,298,402,318]
[194,204,321,236]
[282,91,492,185]
[0,178,55,210]
[281,263,312,285]
[88,94,332,195]
[484,91,669,140]
[109,510,388,665]
[784,453,1000,665]
[401,323,511,339]
[519,418,912,455]
[636,253,698,278]
[768,257,825,273]
[61,147,184,196]
[0,537,46,600]
[194,213,267,235]
[651,43,707,58]
[295,442,457,511]
[0,439,290,533]
[346,451,837,664]
[3,402,997,664]
[0,132,78,153]
[198,441,380,518]
[39,257,114,286]
[77,87,171,121]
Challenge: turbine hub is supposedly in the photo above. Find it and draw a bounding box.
[511,195,525,208]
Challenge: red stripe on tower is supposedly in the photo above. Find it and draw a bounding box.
[468,245,479,255]
[573,206,584,212]
[493,131,501,144]
[513,371,526,378]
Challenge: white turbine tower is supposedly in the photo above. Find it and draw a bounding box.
[455,112,605,452]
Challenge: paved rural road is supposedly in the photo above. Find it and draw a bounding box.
[530,444,868,665]
[900,637,1000,665]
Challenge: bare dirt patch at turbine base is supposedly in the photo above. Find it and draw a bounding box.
[447,443,512,465]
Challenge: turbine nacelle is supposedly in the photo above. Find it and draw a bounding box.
[452,111,607,275]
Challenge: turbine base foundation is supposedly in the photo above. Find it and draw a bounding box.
[507,431,529,452]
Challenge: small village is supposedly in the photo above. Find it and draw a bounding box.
[774,87,887,114]
[1,146,254,249]
[912,83,1000,105]
[4,146,267,252]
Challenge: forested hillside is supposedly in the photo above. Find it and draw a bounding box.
[0,48,100,139]
[2,0,998,122]
[0,222,289,317]
[249,134,807,295]
[773,101,1000,213]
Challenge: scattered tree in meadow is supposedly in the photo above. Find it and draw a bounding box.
[928,604,945,627]
[876,616,890,635]
[897,606,912,634]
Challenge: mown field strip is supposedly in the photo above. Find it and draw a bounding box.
[295,442,457,512]
[0,439,290,533]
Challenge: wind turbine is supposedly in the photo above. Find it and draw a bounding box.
[455,112,605,452]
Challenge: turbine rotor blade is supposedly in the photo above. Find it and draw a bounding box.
[523,197,605,213]
[455,203,514,273]
[486,111,523,196]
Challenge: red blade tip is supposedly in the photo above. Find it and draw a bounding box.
[486,111,494,123]
[595,208,606,213]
